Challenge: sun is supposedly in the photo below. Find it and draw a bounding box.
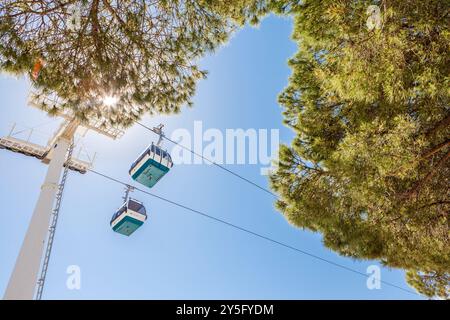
[103,95,118,107]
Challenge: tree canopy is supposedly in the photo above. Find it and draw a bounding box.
[0,0,265,128]
[270,0,449,299]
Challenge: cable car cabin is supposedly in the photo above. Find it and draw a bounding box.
[129,143,173,188]
[110,199,147,236]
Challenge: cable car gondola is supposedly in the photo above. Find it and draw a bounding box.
[129,124,173,188]
[111,186,147,236]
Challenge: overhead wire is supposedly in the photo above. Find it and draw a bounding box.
[133,121,420,296]
[135,121,278,198]
[88,168,419,297]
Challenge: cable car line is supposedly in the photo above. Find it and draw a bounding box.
[135,121,277,198]
[88,168,418,297]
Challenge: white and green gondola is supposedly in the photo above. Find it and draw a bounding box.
[129,142,173,188]
[110,198,147,236]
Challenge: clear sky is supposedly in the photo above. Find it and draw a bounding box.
[0,15,422,299]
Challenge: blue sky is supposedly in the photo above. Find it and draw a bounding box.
[0,15,422,299]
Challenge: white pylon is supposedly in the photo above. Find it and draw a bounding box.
[3,120,78,300]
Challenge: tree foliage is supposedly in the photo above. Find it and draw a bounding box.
[0,0,262,127]
[270,0,449,299]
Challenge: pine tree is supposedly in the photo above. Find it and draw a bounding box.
[0,0,263,128]
[270,0,449,298]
